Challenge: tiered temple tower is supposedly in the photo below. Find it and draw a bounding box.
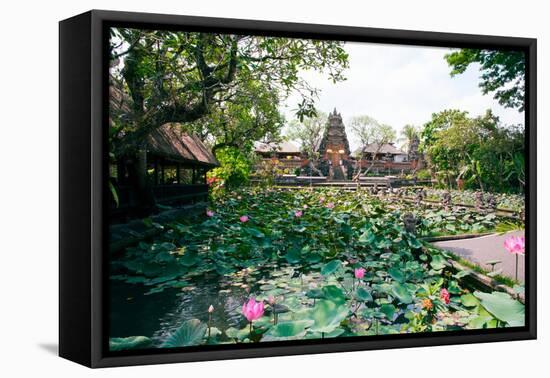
[317,108,351,180]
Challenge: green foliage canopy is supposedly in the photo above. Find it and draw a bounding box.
[420,109,524,193]
[109,28,349,157]
[209,146,252,189]
[445,49,525,111]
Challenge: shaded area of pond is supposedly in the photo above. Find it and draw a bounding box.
[110,264,308,347]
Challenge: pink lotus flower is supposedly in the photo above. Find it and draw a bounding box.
[303,204,308,209]
[326,202,335,209]
[504,235,525,255]
[294,210,303,218]
[242,298,265,322]
[268,295,276,306]
[319,196,325,203]
[206,210,214,217]
[440,288,450,305]
[354,267,366,279]
[239,215,249,223]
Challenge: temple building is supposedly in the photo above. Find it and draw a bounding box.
[317,108,353,180]
[109,85,219,220]
[352,143,408,162]
[253,141,305,172]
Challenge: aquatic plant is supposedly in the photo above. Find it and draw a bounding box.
[242,298,265,335]
[109,187,525,349]
[504,235,525,280]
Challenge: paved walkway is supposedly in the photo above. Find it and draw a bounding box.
[434,230,525,283]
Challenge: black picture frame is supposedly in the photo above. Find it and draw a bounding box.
[59,9,537,368]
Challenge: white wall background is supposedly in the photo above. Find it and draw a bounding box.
[0,0,546,376]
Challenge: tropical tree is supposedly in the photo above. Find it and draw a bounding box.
[286,111,328,177]
[398,124,419,154]
[110,28,349,156]
[420,109,524,193]
[109,28,349,204]
[349,116,396,179]
[445,49,525,111]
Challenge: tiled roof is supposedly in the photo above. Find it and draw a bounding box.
[147,123,219,167]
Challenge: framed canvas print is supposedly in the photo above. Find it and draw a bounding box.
[59,10,536,368]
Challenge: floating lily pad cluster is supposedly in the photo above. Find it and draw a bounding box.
[400,188,524,212]
[109,187,525,350]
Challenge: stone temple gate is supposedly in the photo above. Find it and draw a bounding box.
[317,108,352,180]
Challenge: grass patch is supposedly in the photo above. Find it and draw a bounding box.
[443,249,518,288]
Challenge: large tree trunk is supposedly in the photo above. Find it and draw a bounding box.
[131,146,156,215]
[353,145,384,181]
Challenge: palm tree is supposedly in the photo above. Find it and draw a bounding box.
[399,124,419,154]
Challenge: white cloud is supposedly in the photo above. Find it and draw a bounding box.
[282,41,524,151]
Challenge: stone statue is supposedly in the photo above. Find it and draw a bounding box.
[370,183,379,195]
[485,193,497,213]
[442,190,452,210]
[415,188,425,207]
[403,213,418,234]
[408,134,420,162]
[475,191,484,213]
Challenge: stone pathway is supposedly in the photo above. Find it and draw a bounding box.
[434,230,525,283]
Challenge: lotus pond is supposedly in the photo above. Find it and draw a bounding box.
[109,188,525,351]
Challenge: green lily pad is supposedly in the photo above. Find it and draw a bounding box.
[284,247,302,264]
[225,326,250,341]
[454,269,471,279]
[407,236,422,249]
[391,282,413,304]
[161,319,207,347]
[379,304,396,320]
[430,254,448,270]
[460,293,480,308]
[109,336,152,351]
[306,288,325,299]
[468,315,494,329]
[263,320,314,340]
[388,267,405,282]
[322,285,346,305]
[321,260,342,275]
[246,227,265,238]
[356,287,373,302]
[308,300,349,334]
[474,291,525,327]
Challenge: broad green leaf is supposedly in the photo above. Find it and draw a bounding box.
[161,319,207,347]
[246,227,265,238]
[430,254,448,270]
[391,282,413,304]
[109,336,152,351]
[460,293,480,308]
[284,247,302,264]
[388,267,405,282]
[306,288,325,299]
[322,285,346,305]
[454,269,471,279]
[356,287,373,302]
[468,315,493,329]
[308,300,349,334]
[379,304,396,320]
[263,320,314,340]
[407,237,422,249]
[474,291,525,326]
[321,260,341,275]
